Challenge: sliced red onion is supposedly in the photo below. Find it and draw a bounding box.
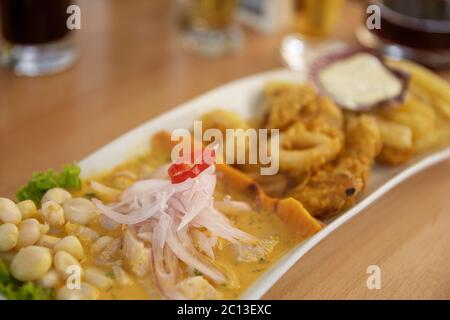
[166,232,226,284]
[92,162,259,299]
[92,198,159,224]
[152,235,185,300]
[191,229,215,259]
[152,213,173,249]
[214,199,252,214]
[194,207,256,244]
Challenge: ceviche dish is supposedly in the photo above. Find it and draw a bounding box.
[1,52,450,300]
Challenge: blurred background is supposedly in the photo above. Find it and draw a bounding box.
[1,0,450,197]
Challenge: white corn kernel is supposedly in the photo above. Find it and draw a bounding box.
[0,223,19,251]
[36,269,61,288]
[16,218,41,249]
[41,188,72,205]
[54,235,85,260]
[17,200,37,220]
[10,246,52,281]
[53,250,81,278]
[56,282,99,300]
[0,198,22,224]
[63,198,98,225]
[37,235,61,249]
[41,201,66,227]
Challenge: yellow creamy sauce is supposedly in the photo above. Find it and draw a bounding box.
[74,151,299,300]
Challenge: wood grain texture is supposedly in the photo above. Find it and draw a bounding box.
[1,0,450,299]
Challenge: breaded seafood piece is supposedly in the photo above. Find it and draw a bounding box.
[289,115,382,219]
[277,121,343,177]
[263,82,318,130]
[263,82,343,132]
[261,82,345,177]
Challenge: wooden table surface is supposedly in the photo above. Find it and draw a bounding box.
[1,0,450,299]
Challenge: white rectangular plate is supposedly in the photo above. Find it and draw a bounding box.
[77,68,450,299]
[3,68,449,300]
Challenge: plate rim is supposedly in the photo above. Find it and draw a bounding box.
[240,146,450,299]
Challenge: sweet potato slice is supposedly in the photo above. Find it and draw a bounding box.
[216,164,323,238]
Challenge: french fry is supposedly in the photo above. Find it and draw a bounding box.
[388,58,450,126]
[401,67,450,124]
[413,118,450,153]
[376,117,413,150]
[377,94,435,141]
[387,58,450,105]
[409,82,433,106]
[433,96,450,123]
[377,145,413,165]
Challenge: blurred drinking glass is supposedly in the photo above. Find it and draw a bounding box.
[0,0,78,76]
[294,0,346,38]
[181,0,243,56]
[281,0,346,70]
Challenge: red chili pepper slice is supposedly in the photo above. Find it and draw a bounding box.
[168,148,216,184]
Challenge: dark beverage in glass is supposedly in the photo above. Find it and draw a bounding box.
[0,0,77,76]
[357,0,450,69]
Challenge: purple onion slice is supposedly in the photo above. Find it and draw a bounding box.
[309,48,410,112]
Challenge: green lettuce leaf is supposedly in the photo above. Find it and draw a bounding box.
[0,260,53,300]
[16,163,82,204]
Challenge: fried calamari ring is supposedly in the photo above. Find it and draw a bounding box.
[289,115,382,219]
[261,82,345,177]
[276,122,343,177]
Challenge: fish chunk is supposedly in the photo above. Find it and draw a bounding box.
[233,237,279,263]
[175,276,223,300]
[95,238,122,266]
[123,228,151,277]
